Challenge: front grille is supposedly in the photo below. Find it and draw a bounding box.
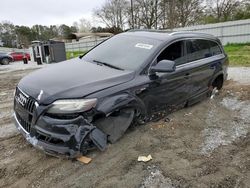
[16,112,32,133]
[14,87,36,133]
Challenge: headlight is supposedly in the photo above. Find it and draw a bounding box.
[47,98,97,114]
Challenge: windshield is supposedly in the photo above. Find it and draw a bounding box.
[82,35,161,70]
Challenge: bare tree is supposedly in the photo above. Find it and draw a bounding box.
[94,0,129,29]
[158,0,204,29]
[206,0,241,21]
[132,0,161,29]
[73,19,92,33]
[176,0,205,27]
[158,0,178,29]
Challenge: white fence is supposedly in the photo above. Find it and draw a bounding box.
[0,47,29,53]
[63,19,250,53]
[65,37,109,52]
[173,19,250,45]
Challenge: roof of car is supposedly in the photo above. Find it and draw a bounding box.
[123,29,218,41]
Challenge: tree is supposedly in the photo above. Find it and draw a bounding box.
[0,21,16,47]
[176,0,204,27]
[58,24,77,39]
[134,0,160,29]
[91,26,123,34]
[73,18,92,33]
[158,0,178,29]
[94,0,129,29]
[31,25,59,41]
[206,0,241,22]
[233,0,250,20]
[15,25,34,47]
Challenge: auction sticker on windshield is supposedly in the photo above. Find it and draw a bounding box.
[135,43,153,50]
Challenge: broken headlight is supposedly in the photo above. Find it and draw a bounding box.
[47,99,97,114]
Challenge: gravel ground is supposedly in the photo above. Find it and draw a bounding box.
[0,64,249,188]
[0,61,46,73]
[228,67,250,85]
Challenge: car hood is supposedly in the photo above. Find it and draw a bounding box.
[18,58,135,105]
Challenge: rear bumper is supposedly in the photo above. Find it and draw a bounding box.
[14,112,107,158]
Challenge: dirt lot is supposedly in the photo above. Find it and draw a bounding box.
[0,64,250,188]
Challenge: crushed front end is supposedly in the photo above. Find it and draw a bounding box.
[13,87,107,158]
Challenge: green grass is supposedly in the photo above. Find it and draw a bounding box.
[224,43,250,67]
[66,51,87,59]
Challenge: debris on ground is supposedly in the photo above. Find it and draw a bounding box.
[164,117,171,122]
[210,87,219,99]
[77,156,92,164]
[184,112,192,116]
[138,155,153,162]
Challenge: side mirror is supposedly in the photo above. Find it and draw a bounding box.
[150,60,176,74]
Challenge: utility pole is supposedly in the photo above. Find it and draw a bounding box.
[130,0,134,29]
[155,0,158,29]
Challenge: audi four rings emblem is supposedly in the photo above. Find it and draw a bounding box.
[16,93,27,107]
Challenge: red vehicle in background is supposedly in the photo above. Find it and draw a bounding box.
[8,52,31,61]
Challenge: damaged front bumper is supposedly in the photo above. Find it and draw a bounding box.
[14,112,107,158]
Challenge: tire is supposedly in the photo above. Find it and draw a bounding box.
[1,58,10,65]
[209,75,224,99]
[212,75,224,90]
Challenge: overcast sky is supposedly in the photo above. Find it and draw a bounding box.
[0,0,104,27]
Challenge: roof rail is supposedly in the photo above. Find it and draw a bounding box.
[126,29,172,33]
[169,31,214,37]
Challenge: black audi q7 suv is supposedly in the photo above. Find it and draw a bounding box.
[14,30,228,158]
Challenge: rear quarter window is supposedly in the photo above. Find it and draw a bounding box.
[209,41,222,55]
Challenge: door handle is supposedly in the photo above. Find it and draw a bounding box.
[184,73,190,79]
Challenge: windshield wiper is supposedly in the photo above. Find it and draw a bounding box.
[93,60,124,71]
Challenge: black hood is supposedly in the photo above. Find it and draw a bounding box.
[18,58,135,105]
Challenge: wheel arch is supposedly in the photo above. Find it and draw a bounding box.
[95,92,147,117]
[209,72,225,90]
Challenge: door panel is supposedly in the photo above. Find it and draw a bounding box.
[141,65,192,115]
[140,40,193,114]
[185,39,225,97]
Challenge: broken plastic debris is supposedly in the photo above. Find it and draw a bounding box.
[77,156,92,164]
[138,155,153,162]
[164,117,170,122]
[210,87,219,99]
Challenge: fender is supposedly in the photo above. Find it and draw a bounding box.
[208,58,224,87]
[96,93,147,116]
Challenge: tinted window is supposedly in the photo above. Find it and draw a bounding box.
[157,41,185,66]
[209,41,222,55]
[83,35,161,70]
[186,39,211,62]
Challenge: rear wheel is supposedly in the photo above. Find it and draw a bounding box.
[212,75,224,90]
[209,75,224,98]
[1,58,10,65]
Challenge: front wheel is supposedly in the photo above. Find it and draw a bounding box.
[1,58,10,65]
[94,108,135,143]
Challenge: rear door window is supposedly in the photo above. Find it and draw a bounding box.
[186,39,211,62]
